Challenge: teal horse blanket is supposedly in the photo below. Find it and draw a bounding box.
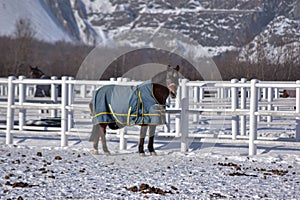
[90,81,166,128]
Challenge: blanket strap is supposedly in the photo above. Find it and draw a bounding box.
[108,104,123,125]
[108,104,133,126]
[127,106,132,125]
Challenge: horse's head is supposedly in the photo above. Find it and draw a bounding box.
[29,66,44,78]
[166,65,180,98]
[151,64,180,100]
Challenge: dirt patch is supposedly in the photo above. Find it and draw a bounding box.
[217,162,241,170]
[5,181,39,188]
[125,183,178,195]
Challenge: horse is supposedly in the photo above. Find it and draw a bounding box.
[29,66,51,97]
[29,66,61,97]
[282,89,296,98]
[89,65,180,156]
[282,89,296,110]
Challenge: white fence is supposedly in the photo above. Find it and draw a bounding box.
[0,76,300,155]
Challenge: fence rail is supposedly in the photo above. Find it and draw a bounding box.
[0,76,300,155]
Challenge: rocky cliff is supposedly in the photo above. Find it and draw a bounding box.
[0,0,299,61]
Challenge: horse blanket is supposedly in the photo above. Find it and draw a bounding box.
[34,75,51,97]
[90,80,166,128]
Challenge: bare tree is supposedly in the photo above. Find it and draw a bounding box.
[13,18,36,76]
[255,35,269,80]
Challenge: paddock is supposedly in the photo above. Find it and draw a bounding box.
[0,76,300,155]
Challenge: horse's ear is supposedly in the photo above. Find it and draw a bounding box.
[175,65,180,71]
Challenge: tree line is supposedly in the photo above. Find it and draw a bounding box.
[0,18,92,78]
[216,45,300,81]
[1,18,299,81]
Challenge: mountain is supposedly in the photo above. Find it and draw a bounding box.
[239,16,300,64]
[0,0,73,43]
[0,0,299,61]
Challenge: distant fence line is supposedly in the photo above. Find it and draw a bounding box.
[0,76,300,155]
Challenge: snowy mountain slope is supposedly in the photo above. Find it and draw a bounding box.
[0,0,299,60]
[71,0,300,59]
[0,0,102,44]
[46,0,103,44]
[239,16,300,64]
[0,0,73,43]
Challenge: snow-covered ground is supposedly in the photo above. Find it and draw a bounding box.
[0,132,299,199]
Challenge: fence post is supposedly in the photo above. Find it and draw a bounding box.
[175,79,182,137]
[262,87,268,121]
[80,85,86,98]
[257,87,262,122]
[199,86,204,122]
[18,76,26,131]
[274,88,279,111]
[117,77,122,83]
[274,88,279,99]
[240,78,247,136]
[119,127,127,150]
[0,84,4,96]
[51,76,58,118]
[199,86,204,101]
[217,87,221,99]
[295,80,300,142]
[181,79,189,153]
[267,87,273,125]
[193,86,199,123]
[68,77,75,131]
[164,97,171,132]
[231,79,239,139]
[60,76,68,147]
[6,76,15,144]
[249,79,258,155]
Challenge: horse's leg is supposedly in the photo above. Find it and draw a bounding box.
[91,125,101,155]
[91,124,110,155]
[99,124,110,155]
[148,125,157,156]
[138,125,148,156]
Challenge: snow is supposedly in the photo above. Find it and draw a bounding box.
[204,46,239,57]
[0,132,299,199]
[79,0,116,14]
[0,0,73,43]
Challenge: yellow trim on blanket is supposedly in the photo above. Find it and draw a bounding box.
[108,104,125,125]
[92,112,138,118]
[127,106,132,125]
[92,112,111,118]
[92,108,165,119]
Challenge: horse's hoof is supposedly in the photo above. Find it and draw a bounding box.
[104,151,111,156]
[91,150,100,155]
[150,152,157,156]
[139,153,146,157]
